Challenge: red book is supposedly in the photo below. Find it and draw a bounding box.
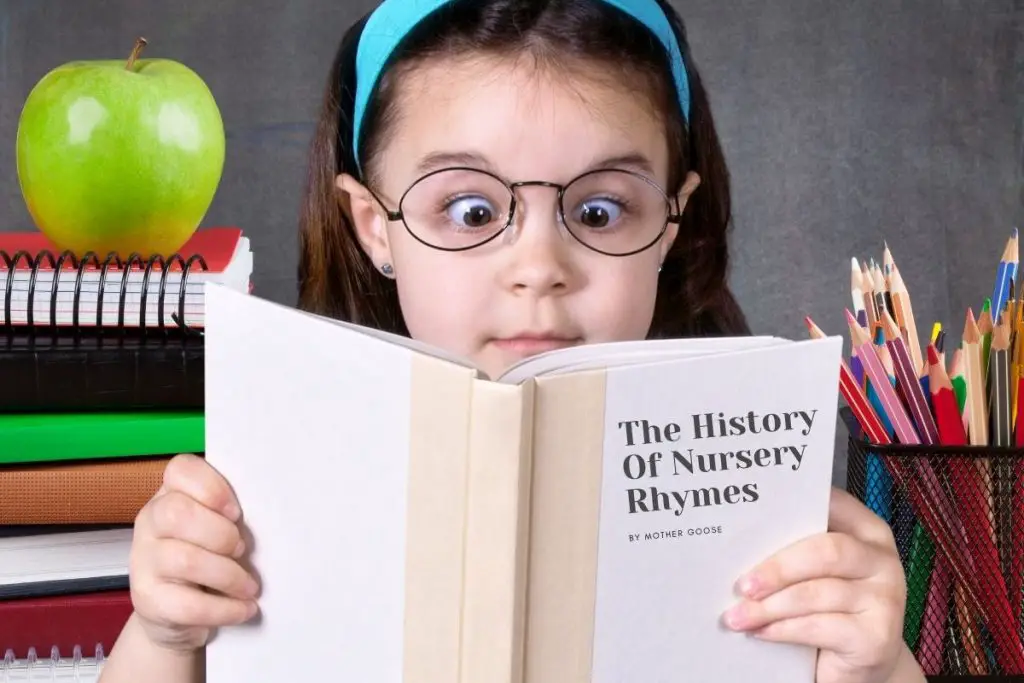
[0,590,132,659]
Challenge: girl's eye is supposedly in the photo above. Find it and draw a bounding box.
[573,198,623,229]
[446,196,496,229]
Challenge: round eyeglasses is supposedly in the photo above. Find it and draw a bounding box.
[365,167,683,256]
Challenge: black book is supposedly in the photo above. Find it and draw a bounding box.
[0,330,204,412]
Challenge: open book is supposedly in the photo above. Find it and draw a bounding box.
[203,283,842,683]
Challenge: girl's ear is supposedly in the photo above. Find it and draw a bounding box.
[659,171,702,264]
[336,173,394,270]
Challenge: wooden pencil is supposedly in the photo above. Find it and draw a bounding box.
[991,229,1019,317]
[872,262,891,321]
[883,241,895,277]
[949,348,969,435]
[889,261,925,374]
[965,309,998,553]
[851,257,868,325]
[989,322,1012,447]
[963,309,989,446]
[861,259,878,328]
[989,323,1016,598]
[979,306,994,374]
[882,311,937,443]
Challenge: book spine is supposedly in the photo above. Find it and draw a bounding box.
[0,458,168,524]
[460,379,534,683]
[402,356,475,683]
[522,371,607,683]
[0,590,132,660]
[0,341,204,412]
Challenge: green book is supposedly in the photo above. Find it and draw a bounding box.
[0,411,204,465]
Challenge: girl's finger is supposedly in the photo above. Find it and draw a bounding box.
[738,532,884,599]
[161,453,242,522]
[748,612,862,654]
[153,537,259,600]
[141,580,257,628]
[145,490,245,558]
[827,487,898,550]
[723,578,863,631]
[720,581,864,634]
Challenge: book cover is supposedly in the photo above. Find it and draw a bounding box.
[203,283,841,683]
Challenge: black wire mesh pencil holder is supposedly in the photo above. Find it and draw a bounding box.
[842,408,1024,682]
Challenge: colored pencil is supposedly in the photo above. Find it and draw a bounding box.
[882,311,938,444]
[889,260,924,374]
[964,310,989,446]
[989,324,1016,595]
[851,257,868,326]
[991,230,1018,317]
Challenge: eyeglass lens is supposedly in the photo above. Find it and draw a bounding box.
[399,168,671,254]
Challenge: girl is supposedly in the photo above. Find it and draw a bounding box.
[98,1,924,682]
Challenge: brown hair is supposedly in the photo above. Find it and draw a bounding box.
[298,0,750,337]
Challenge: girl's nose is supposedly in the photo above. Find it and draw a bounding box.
[498,186,576,297]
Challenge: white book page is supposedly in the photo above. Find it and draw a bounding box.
[591,336,842,682]
[497,336,784,385]
[509,338,789,382]
[0,528,132,587]
[203,284,415,682]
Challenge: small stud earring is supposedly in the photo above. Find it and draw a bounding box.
[380,263,394,277]
[658,264,663,273]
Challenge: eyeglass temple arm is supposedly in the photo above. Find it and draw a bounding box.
[668,195,684,223]
[363,186,404,222]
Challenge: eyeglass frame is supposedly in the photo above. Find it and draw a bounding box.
[362,166,685,257]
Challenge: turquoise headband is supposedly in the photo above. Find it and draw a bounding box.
[351,0,690,172]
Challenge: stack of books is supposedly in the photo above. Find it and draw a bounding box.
[0,227,252,680]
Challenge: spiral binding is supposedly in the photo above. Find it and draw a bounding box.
[1,644,104,680]
[0,248,209,338]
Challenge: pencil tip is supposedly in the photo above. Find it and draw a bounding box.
[927,344,939,366]
[844,308,857,324]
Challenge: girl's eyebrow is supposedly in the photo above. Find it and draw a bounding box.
[413,151,657,178]
[415,151,494,175]
[591,153,656,176]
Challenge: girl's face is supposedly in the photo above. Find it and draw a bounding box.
[340,53,699,378]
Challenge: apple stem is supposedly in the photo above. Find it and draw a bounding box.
[126,37,148,71]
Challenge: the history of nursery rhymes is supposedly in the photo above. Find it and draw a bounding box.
[615,409,820,517]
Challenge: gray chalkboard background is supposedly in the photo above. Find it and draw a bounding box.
[1,1,1022,483]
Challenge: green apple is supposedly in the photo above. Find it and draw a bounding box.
[16,38,225,257]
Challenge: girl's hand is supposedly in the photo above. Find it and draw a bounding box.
[722,487,918,683]
[128,453,259,652]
